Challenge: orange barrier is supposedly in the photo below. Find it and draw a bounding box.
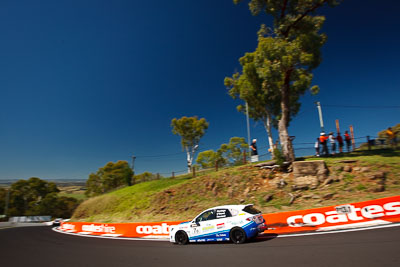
[60,195,400,238]
[263,195,400,234]
[60,220,186,238]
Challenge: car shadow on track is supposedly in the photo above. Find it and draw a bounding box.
[254,233,278,243]
[184,234,278,246]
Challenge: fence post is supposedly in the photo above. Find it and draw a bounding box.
[350,125,355,151]
[192,166,196,178]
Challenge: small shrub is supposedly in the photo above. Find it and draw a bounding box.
[273,146,285,167]
[356,184,366,191]
[343,173,354,183]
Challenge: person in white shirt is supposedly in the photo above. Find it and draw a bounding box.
[328,132,336,155]
[315,138,320,157]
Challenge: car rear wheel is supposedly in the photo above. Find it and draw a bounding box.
[175,231,189,245]
[230,227,247,244]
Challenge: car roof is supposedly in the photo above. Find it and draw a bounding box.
[205,204,253,210]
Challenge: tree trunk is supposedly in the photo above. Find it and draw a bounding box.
[186,145,198,173]
[278,70,295,162]
[263,113,275,159]
[186,146,192,173]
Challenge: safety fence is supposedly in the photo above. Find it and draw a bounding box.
[9,216,51,223]
[138,135,396,180]
[59,195,400,238]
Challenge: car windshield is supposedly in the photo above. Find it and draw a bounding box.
[242,205,261,215]
[196,210,216,222]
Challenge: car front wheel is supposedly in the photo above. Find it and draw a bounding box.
[175,231,189,245]
[230,227,247,244]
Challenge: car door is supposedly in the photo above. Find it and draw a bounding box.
[213,209,232,238]
[189,209,216,239]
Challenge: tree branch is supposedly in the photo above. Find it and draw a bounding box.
[280,0,289,20]
[281,0,327,37]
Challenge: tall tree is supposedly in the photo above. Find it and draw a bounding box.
[171,116,209,173]
[225,47,281,156]
[8,178,59,216]
[5,177,77,218]
[0,188,6,215]
[85,161,133,197]
[233,0,340,162]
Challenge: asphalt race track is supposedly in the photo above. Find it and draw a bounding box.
[1,226,399,267]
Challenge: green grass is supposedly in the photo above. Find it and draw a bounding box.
[72,176,191,222]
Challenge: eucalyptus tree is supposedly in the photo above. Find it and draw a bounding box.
[232,0,341,162]
[171,116,209,173]
[225,46,280,156]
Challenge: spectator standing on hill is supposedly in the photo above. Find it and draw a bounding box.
[336,133,344,153]
[344,131,352,152]
[386,127,398,148]
[320,132,329,156]
[250,139,258,162]
[315,138,320,157]
[329,132,336,155]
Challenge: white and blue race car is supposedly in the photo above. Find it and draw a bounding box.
[169,204,267,244]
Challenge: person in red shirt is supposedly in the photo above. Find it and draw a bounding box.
[336,132,344,153]
[344,131,351,152]
[319,132,329,156]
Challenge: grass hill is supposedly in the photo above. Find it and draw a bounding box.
[72,148,400,223]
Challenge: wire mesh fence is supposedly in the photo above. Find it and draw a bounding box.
[134,135,397,181]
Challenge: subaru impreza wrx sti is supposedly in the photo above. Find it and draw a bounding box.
[169,204,267,244]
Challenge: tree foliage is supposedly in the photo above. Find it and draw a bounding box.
[5,177,79,218]
[196,137,247,168]
[0,188,6,215]
[225,48,281,155]
[133,172,162,184]
[219,137,248,165]
[171,116,209,172]
[232,0,341,161]
[196,150,225,169]
[378,123,400,140]
[85,161,133,197]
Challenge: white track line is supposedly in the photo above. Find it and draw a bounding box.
[52,227,169,241]
[53,222,400,242]
[277,223,400,238]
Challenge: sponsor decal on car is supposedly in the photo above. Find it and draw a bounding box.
[202,225,215,232]
[216,210,227,219]
[216,223,225,229]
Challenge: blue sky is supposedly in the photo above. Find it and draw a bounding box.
[1,0,399,180]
